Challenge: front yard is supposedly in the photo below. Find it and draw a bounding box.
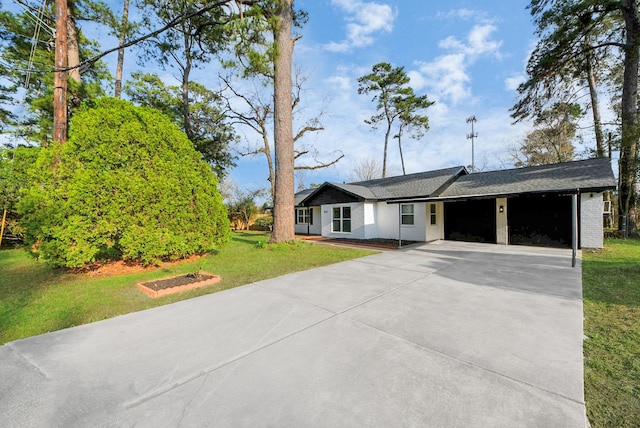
[0,232,374,344]
[582,238,640,427]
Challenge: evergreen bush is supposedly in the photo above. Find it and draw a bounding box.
[18,98,230,267]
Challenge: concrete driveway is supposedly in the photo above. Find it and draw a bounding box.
[0,241,586,427]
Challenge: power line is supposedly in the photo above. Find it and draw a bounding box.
[15,0,55,37]
[25,0,51,88]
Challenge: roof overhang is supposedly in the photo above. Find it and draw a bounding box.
[386,186,616,204]
[297,182,369,206]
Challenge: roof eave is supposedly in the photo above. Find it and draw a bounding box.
[297,182,369,206]
[386,185,617,204]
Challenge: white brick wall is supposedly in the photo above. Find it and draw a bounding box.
[321,203,366,239]
[496,197,508,244]
[580,193,604,249]
[376,202,427,241]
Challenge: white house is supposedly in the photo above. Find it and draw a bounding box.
[294,158,616,249]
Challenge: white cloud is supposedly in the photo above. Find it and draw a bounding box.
[409,22,503,106]
[505,74,525,92]
[438,24,502,59]
[324,0,396,52]
[413,54,470,105]
[467,25,502,58]
[438,8,492,24]
[324,75,352,93]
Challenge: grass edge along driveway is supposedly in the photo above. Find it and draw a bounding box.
[582,238,640,428]
[0,232,375,345]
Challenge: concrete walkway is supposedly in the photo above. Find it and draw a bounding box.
[0,241,586,427]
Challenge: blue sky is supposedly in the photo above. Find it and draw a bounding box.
[5,0,544,192]
[268,0,538,189]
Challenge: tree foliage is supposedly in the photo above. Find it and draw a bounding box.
[0,144,40,240]
[136,0,227,137]
[511,102,580,167]
[124,72,237,179]
[518,0,640,233]
[358,62,433,177]
[0,2,111,144]
[221,180,266,230]
[18,98,230,267]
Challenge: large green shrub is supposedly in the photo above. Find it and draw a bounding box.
[18,98,231,267]
[0,145,40,241]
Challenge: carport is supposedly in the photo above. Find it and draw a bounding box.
[444,198,496,243]
[508,194,572,248]
[431,158,616,250]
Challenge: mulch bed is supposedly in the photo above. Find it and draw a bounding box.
[137,272,221,298]
[141,273,217,291]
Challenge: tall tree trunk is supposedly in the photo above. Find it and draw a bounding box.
[585,47,604,157]
[181,30,193,141]
[66,9,80,83]
[263,132,276,203]
[619,0,640,234]
[54,0,68,144]
[397,125,406,175]
[270,0,294,243]
[114,0,130,99]
[382,121,391,178]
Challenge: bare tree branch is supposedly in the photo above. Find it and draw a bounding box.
[58,1,260,73]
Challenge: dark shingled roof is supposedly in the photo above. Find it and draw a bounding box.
[295,158,616,206]
[296,166,466,205]
[437,157,616,199]
[328,166,466,200]
[294,188,316,206]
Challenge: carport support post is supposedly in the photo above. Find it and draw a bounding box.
[398,204,402,248]
[572,193,578,268]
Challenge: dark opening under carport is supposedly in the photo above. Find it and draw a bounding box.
[508,194,572,248]
[444,199,496,244]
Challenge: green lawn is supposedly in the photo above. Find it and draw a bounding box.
[0,232,375,344]
[583,238,640,428]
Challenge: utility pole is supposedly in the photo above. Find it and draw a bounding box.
[466,115,477,172]
[53,0,68,144]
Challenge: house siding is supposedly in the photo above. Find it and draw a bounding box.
[580,192,604,249]
[321,202,366,239]
[363,202,378,239]
[305,187,361,205]
[496,197,508,244]
[426,202,444,241]
[376,202,427,242]
[294,206,322,235]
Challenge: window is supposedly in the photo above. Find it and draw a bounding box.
[296,208,313,224]
[401,204,414,225]
[332,206,351,233]
[430,204,437,225]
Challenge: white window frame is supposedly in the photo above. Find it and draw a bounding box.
[332,206,352,233]
[429,203,437,225]
[296,207,312,225]
[401,204,415,226]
